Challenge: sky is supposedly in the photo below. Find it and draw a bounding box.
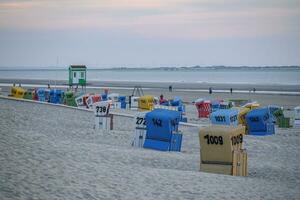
[0,0,299,68]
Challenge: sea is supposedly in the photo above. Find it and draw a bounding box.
[0,67,299,85]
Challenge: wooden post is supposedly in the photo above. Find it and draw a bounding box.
[110,114,113,130]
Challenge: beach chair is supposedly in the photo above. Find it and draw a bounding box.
[129,96,140,110]
[294,106,300,125]
[32,89,38,101]
[233,107,251,134]
[64,91,77,107]
[45,89,50,102]
[195,99,211,118]
[278,117,291,128]
[210,109,239,126]
[118,96,126,109]
[199,125,247,176]
[246,107,275,135]
[108,93,120,109]
[101,94,108,101]
[234,107,250,125]
[144,109,182,151]
[272,108,284,123]
[168,96,187,122]
[23,89,34,100]
[49,89,64,104]
[211,100,221,113]
[10,87,25,98]
[36,88,47,102]
[138,95,154,111]
[170,96,182,107]
[75,94,91,107]
[86,94,101,109]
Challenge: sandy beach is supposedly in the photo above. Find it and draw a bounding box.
[1,82,300,199]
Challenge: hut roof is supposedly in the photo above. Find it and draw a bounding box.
[70,65,86,69]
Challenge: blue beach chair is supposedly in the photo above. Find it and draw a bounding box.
[118,96,127,109]
[210,109,239,126]
[37,88,47,102]
[49,89,64,104]
[246,107,275,136]
[144,109,182,152]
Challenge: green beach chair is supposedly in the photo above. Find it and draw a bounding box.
[273,109,284,124]
[278,117,291,128]
[23,89,34,100]
[64,91,77,107]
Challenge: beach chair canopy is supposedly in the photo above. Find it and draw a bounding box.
[65,91,74,98]
[170,96,182,107]
[194,98,204,103]
[146,109,181,140]
[37,88,46,96]
[50,89,63,95]
[220,101,231,109]
[234,107,251,125]
[25,88,34,94]
[211,100,221,112]
[118,96,126,102]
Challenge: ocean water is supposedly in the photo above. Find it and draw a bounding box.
[0,68,300,85]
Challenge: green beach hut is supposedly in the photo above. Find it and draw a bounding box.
[68,65,87,88]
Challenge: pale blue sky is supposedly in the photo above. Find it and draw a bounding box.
[0,0,299,67]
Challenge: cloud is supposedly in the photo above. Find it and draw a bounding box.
[0,1,37,9]
[0,0,299,39]
[129,7,300,39]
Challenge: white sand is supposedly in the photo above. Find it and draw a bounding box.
[1,98,300,200]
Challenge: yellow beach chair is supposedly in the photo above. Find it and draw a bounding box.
[10,87,25,98]
[138,95,154,111]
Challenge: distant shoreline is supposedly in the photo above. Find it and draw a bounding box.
[0,65,300,71]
